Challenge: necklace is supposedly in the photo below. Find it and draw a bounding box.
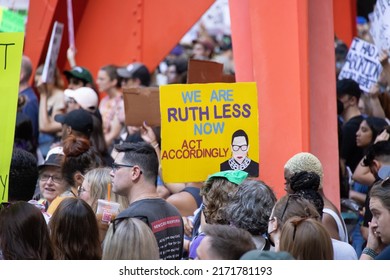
[228,157,251,170]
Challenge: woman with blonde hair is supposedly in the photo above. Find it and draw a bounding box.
[78,167,128,212]
[78,167,128,242]
[102,218,160,260]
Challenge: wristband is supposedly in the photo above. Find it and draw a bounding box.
[151,142,159,149]
[362,247,378,259]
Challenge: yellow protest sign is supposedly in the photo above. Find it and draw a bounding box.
[160,82,259,183]
[0,32,24,202]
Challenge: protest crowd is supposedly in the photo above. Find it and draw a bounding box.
[3,1,390,261]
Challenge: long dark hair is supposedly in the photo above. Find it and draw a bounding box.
[0,202,53,259]
[49,197,101,259]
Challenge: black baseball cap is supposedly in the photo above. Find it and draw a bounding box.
[117,62,151,86]
[54,109,93,137]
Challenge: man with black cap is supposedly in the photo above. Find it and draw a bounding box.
[337,78,365,176]
[117,62,151,88]
[54,109,93,140]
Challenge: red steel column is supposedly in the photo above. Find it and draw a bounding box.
[231,0,339,208]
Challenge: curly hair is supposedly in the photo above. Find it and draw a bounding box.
[225,179,276,235]
[200,177,239,225]
[289,171,320,192]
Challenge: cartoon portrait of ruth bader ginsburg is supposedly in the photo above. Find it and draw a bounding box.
[220,129,259,177]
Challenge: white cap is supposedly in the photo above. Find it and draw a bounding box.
[45,146,64,160]
[64,87,98,113]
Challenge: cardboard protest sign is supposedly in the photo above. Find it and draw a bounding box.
[187,59,223,84]
[0,32,24,202]
[160,82,259,183]
[187,59,235,83]
[338,37,382,92]
[42,21,64,83]
[123,87,160,126]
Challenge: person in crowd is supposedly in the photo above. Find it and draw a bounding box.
[117,62,151,88]
[166,56,188,84]
[36,147,67,211]
[0,201,53,260]
[284,152,348,242]
[8,147,38,202]
[34,65,66,158]
[55,108,94,142]
[355,140,390,249]
[187,170,248,259]
[64,87,99,114]
[360,177,390,259]
[224,179,276,250]
[79,167,129,242]
[19,55,39,145]
[334,36,348,78]
[350,117,388,255]
[49,197,101,259]
[288,171,358,260]
[63,66,95,90]
[267,194,320,251]
[201,170,248,226]
[97,64,126,150]
[195,224,255,260]
[352,118,388,192]
[55,108,112,166]
[61,135,103,194]
[191,37,215,60]
[337,79,365,181]
[102,217,160,260]
[79,167,128,212]
[279,216,333,260]
[110,141,184,259]
[47,135,103,214]
[356,117,388,152]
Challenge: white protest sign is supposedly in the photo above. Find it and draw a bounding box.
[42,21,64,83]
[370,0,390,52]
[338,37,382,92]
